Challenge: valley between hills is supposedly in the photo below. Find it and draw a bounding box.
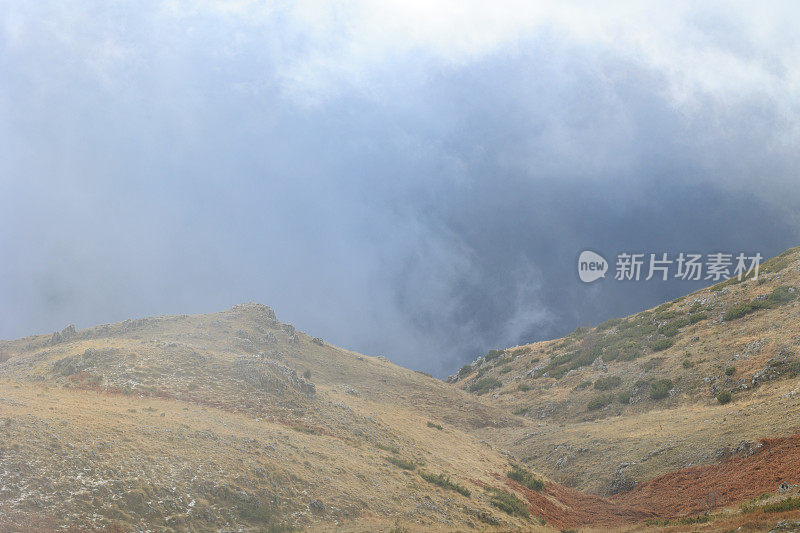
[3,247,800,532]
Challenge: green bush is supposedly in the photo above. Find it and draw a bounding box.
[419,471,470,497]
[657,324,679,337]
[761,496,800,513]
[650,379,674,400]
[650,338,674,352]
[573,380,592,391]
[486,487,529,517]
[587,393,615,411]
[717,390,732,404]
[593,375,622,391]
[507,465,544,491]
[484,349,505,362]
[743,496,800,514]
[517,383,532,392]
[597,318,623,331]
[724,286,796,321]
[468,376,502,395]
[457,364,474,378]
[689,312,708,324]
[769,285,796,304]
[682,359,695,369]
[725,365,736,376]
[386,456,415,470]
[723,300,768,321]
[617,390,631,404]
[426,421,442,430]
[376,443,400,454]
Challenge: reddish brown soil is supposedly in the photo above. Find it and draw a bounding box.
[505,477,655,529]
[514,432,800,528]
[613,432,800,517]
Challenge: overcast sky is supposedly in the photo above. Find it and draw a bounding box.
[2,2,800,376]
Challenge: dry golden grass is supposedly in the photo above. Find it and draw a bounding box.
[0,304,537,531]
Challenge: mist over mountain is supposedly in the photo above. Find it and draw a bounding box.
[2,3,800,376]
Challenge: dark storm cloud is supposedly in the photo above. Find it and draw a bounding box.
[1,2,799,376]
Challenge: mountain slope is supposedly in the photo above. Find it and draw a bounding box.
[0,304,530,531]
[3,247,800,531]
[453,246,800,498]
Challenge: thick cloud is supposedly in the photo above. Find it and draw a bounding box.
[1,2,799,376]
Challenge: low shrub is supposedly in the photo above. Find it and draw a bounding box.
[742,496,800,514]
[689,312,708,324]
[650,338,674,352]
[617,390,631,404]
[376,443,399,454]
[507,465,544,491]
[419,471,470,497]
[587,393,615,411]
[457,364,475,378]
[484,349,505,362]
[597,318,623,331]
[650,378,674,400]
[426,421,443,430]
[724,286,796,321]
[517,383,532,392]
[717,390,732,404]
[725,366,736,376]
[593,375,622,391]
[760,496,800,513]
[486,487,529,517]
[573,380,592,391]
[386,456,415,470]
[468,377,502,395]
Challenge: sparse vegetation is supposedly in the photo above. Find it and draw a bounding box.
[716,390,732,404]
[507,464,544,491]
[742,496,800,514]
[419,471,471,497]
[723,286,797,321]
[426,421,443,430]
[376,443,400,455]
[457,364,475,378]
[596,318,623,331]
[484,349,505,362]
[617,390,631,404]
[593,375,622,391]
[385,456,415,470]
[689,312,708,324]
[486,487,529,517]
[573,380,592,391]
[725,365,736,376]
[650,338,674,352]
[517,383,531,392]
[649,378,673,400]
[587,393,615,411]
[468,376,502,395]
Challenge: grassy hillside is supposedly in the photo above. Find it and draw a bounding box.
[454,247,800,496]
[4,248,800,531]
[0,303,535,531]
